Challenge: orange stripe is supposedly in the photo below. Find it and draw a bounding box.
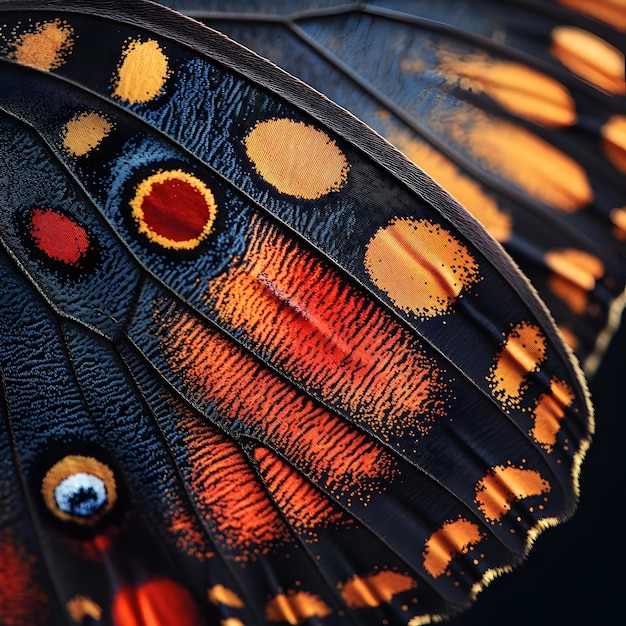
[203,217,448,443]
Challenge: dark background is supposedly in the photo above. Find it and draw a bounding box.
[452,311,625,625]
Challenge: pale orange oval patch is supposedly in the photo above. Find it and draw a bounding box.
[265,591,331,624]
[9,19,73,71]
[530,376,575,451]
[438,53,576,127]
[551,26,625,94]
[207,585,244,608]
[67,595,102,623]
[487,321,547,410]
[602,115,626,173]
[364,217,481,318]
[339,571,417,608]
[475,465,551,522]
[112,38,170,103]
[423,518,484,578]
[243,118,349,199]
[62,111,112,157]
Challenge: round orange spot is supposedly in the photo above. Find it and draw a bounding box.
[130,170,217,249]
[113,579,202,626]
[364,217,480,318]
[112,38,170,104]
[9,19,74,71]
[243,118,349,199]
[62,111,112,157]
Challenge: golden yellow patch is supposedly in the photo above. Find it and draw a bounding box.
[551,26,625,95]
[444,110,592,212]
[610,206,626,240]
[364,217,481,318]
[377,117,512,242]
[112,38,169,103]
[61,111,112,157]
[243,118,349,199]
[265,591,332,624]
[41,455,117,524]
[9,19,73,71]
[602,115,626,173]
[438,53,576,127]
[487,321,547,409]
[475,465,551,522]
[221,619,245,626]
[557,0,626,30]
[530,377,575,451]
[67,595,102,623]
[208,585,244,608]
[422,518,484,578]
[339,571,417,608]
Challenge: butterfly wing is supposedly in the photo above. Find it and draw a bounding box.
[0,1,593,624]
[161,0,626,374]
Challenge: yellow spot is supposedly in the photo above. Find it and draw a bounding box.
[208,585,244,608]
[610,206,626,240]
[475,465,551,522]
[67,595,102,623]
[221,620,245,626]
[602,115,626,173]
[265,591,331,624]
[546,248,604,315]
[557,0,626,30]
[62,112,112,157]
[9,19,73,71]
[530,377,575,451]
[438,53,576,127]
[339,571,417,608]
[41,455,117,525]
[551,26,625,94]
[487,322,547,409]
[444,110,592,212]
[423,518,484,578]
[376,116,512,241]
[364,217,481,318]
[243,118,349,199]
[112,38,169,104]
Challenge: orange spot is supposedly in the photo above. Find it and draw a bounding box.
[487,322,547,409]
[208,585,244,608]
[376,117,511,241]
[475,465,551,522]
[438,53,576,127]
[67,595,102,623]
[557,325,579,351]
[243,118,349,199]
[221,620,245,626]
[558,0,626,30]
[265,591,332,624]
[166,491,214,561]
[602,115,626,173]
[530,377,575,451]
[422,518,484,578]
[112,579,202,626]
[445,110,592,212]
[0,531,49,626]
[254,446,351,533]
[364,217,481,318]
[130,170,217,249]
[155,305,397,508]
[204,217,447,442]
[9,19,73,70]
[610,206,626,240]
[546,248,604,314]
[551,26,625,94]
[112,38,169,103]
[338,571,417,608]
[62,111,112,157]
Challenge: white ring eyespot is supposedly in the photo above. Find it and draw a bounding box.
[41,455,118,525]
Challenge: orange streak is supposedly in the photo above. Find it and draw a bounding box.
[530,377,575,451]
[558,0,626,30]
[339,571,417,608]
[204,217,447,442]
[265,591,332,624]
[602,115,626,173]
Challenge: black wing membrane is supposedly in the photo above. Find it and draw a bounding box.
[162,0,626,374]
[0,1,594,625]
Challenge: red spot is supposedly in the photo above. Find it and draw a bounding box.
[29,208,90,265]
[112,579,202,626]
[141,178,211,242]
